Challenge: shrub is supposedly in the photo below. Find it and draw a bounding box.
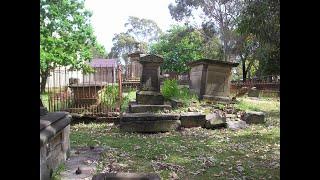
[161,79,179,100]
[100,85,119,108]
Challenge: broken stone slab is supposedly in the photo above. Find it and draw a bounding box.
[120,113,180,122]
[92,173,161,180]
[227,120,248,130]
[180,112,206,128]
[203,95,231,103]
[136,91,164,105]
[129,104,172,113]
[242,111,265,124]
[204,112,227,129]
[120,120,181,133]
[170,98,184,109]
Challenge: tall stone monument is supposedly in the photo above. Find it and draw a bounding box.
[127,51,143,81]
[188,59,239,102]
[136,54,165,105]
[120,54,180,133]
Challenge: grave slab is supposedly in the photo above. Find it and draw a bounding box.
[129,104,171,113]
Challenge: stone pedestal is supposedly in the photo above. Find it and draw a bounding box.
[188,59,238,102]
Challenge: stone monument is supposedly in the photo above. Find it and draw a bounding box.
[127,51,143,81]
[120,54,180,133]
[40,99,72,180]
[188,59,239,102]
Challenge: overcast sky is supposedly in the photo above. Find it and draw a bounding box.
[84,0,183,52]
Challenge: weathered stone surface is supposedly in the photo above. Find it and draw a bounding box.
[121,113,180,122]
[120,120,181,132]
[136,91,164,105]
[92,173,161,180]
[227,120,247,130]
[40,107,48,116]
[129,104,171,113]
[139,55,163,92]
[242,111,265,124]
[180,112,206,128]
[204,112,227,129]
[188,59,238,99]
[170,98,184,109]
[203,95,231,103]
[248,87,260,97]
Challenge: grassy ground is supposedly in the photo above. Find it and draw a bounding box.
[69,97,280,179]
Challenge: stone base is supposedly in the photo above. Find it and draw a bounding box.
[120,113,180,132]
[203,95,231,103]
[136,91,164,105]
[92,173,161,180]
[180,112,206,128]
[129,104,172,113]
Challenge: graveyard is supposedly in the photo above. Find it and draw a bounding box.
[40,1,279,179]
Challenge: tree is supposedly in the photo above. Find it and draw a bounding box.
[237,0,280,76]
[108,16,162,75]
[40,0,103,93]
[169,0,244,61]
[125,16,162,46]
[150,25,222,73]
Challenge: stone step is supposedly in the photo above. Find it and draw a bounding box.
[136,91,164,105]
[129,104,172,113]
[120,113,180,122]
[180,112,206,128]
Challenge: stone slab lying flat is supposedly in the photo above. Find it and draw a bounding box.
[120,113,180,122]
[227,120,247,130]
[203,95,231,103]
[136,91,164,105]
[242,111,265,124]
[120,120,181,132]
[180,112,206,128]
[129,104,172,113]
[92,173,161,180]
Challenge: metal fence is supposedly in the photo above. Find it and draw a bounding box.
[42,65,123,117]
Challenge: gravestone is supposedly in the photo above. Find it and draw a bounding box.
[127,51,143,81]
[188,59,238,102]
[136,54,164,105]
[40,99,72,180]
[120,54,179,133]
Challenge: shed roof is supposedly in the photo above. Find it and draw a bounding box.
[89,59,117,68]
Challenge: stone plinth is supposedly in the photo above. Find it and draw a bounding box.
[40,110,71,180]
[136,91,164,105]
[188,59,238,102]
[129,104,171,113]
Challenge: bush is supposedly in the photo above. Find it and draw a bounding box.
[161,79,199,106]
[161,79,180,100]
[100,85,119,108]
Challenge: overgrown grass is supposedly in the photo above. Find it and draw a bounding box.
[161,79,199,107]
[70,98,280,179]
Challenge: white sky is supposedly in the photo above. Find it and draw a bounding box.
[84,0,184,52]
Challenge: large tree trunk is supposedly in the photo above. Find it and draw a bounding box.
[40,70,49,93]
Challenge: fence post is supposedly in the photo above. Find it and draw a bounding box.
[118,65,122,110]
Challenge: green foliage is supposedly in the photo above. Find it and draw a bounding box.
[161,79,199,106]
[161,79,180,100]
[51,163,65,180]
[100,85,119,108]
[121,90,137,112]
[151,25,221,73]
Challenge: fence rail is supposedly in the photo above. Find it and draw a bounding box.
[41,66,122,117]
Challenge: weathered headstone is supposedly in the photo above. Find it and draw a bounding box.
[188,59,238,103]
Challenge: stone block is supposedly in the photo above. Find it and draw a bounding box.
[248,87,260,97]
[170,98,184,108]
[136,91,164,105]
[242,111,265,124]
[129,104,171,113]
[204,112,227,129]
[121,113,180,122]
[203,95,231,103]
[227,120,247,130]
[180,112,206,128]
